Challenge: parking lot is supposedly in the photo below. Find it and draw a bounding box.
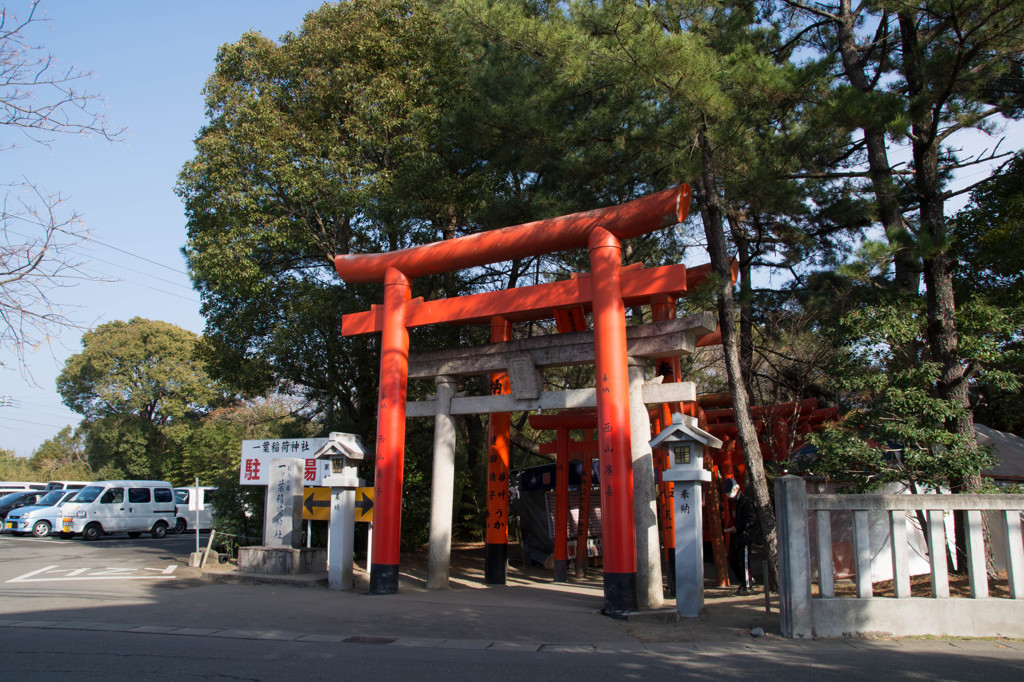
[0,532,203,604]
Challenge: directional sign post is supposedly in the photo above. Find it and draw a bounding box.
[302,487,332,522]
[355,487,375,571]
[355,487,374,523]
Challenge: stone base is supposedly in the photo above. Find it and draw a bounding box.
[237,546,327,575]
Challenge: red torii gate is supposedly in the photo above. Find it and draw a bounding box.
[696,394,838,578]
[529,411,600,583]
[532,403,733,591]
[699,394,839,476]
[334,185,692,615]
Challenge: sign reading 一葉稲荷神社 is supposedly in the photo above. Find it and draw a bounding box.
[239,439,331,487]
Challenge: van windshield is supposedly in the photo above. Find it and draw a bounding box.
[73,486,105,503]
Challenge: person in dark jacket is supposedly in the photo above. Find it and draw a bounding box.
[723,477,757,594]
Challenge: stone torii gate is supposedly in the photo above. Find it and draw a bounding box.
[334,185,694,616]
[405,312,716,608]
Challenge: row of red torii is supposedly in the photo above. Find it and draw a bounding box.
[334,185,725,616]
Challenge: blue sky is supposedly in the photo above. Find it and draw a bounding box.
[1,1,325,456]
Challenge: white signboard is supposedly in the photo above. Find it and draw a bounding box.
[240,439,331,486]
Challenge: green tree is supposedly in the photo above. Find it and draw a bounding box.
[781,0,1024,483]
[804,292,994,492]
[459,0,860,590]
[29,425,92,481]
[56,317,226,480]
[178,1,499,547]
[176,0,480,425]
[952,153,1024,434]
[0,448,35,480]
[172,398,317,545]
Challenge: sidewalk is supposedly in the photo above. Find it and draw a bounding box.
[193,550,1024,660]
[195,554,806,648]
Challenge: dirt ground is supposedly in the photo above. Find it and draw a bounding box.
[393,542,1024,642]
[396,541,781,643]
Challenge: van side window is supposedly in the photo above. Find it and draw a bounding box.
[101,488,124,504]
[154,488,173,503]
[129,488,151,504]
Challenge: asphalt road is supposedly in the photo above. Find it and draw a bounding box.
[1,534,1023,680]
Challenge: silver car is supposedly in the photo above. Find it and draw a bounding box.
[3,489,79,537]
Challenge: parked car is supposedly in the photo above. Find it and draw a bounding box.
[0,490,47,521]
[3,489,79,537]
[59,480,177,540]
[173,486,216,533]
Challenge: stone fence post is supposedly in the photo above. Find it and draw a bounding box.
[775,475,812,638]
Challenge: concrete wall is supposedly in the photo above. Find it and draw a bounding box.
[775,475,1024,639]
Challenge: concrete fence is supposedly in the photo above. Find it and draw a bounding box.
[775,475,1024,638]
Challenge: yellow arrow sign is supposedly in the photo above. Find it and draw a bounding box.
[355,486,374,523]
[302,487,331,521]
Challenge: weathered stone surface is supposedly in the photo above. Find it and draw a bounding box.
[237,547,327,575]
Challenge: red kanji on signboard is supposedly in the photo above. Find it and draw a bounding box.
[244,458,260,481]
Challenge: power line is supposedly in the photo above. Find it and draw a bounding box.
[82,276,201,304]
[70,229,189,276]
[5,226,200,302]
[85,252,195,291]
[9,226,191,279]
[0,414,76,430]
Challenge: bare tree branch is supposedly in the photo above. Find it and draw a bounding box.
[1,1,126,149]
[1,2,126,377]
[0,181,102,377]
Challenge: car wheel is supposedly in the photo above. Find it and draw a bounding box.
[32,520,51,538]
[82,523,102,541]
[151,522,168,539]
[127,532,142,538]
[174,518,187,534]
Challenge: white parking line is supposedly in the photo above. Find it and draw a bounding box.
[6,565,178,583]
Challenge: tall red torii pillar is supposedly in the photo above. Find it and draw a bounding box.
[334,185,690,614]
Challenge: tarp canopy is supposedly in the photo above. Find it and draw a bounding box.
[791,424,1024,482]
[978,424,1024,481]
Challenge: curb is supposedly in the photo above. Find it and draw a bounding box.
[0,618,652,654]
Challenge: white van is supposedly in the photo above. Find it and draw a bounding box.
[173,486,216,533]
[44,480,91,491]
[59,480,178,540]
[0,481,46,491]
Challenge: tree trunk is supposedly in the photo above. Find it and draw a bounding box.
[900,10,996,576]
[696,123,779,590]
[725,208,755,398]
[834,2,921,295]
